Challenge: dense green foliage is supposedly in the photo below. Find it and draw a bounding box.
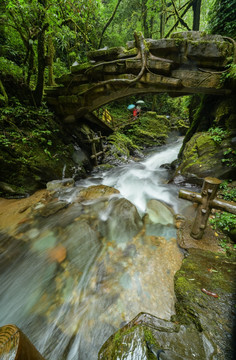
[0,98,77,195]
[208,0,236,38]
[0,0,235,197]
[0,0,216,106]
[208,127,236,167]
[210,180,236,243]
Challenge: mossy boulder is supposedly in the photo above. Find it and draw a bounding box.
[98,312,217,359]
[0,132,81,197]
[175,132,235,182]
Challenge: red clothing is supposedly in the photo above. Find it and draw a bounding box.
[133,109,138,118]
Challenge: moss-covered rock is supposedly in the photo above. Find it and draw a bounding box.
[174,248,236,359]
[175,132,235,182]
[0,103,93,197]
[179,93,236,160]
[98,312,217,359]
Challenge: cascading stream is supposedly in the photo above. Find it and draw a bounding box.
[0,137,189,360]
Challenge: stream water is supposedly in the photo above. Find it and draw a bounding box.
[0,137,193,360]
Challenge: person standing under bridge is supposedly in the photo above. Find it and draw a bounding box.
[133,107,138,120]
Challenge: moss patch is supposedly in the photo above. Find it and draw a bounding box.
[174,248,236,349]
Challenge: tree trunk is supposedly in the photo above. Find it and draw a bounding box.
[33,0,48,106]
[47,35,55,86]
[26,45,35,86]
[192,0,202,30]
[160,0,166,38]
[152,95,157,111]
[33,28,46,106]
[0,78,8,105]
[141,0,149,38]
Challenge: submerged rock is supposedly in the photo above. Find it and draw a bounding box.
[103,197,143,243]
[39,200,69,217]
[77,184,120,201]
[98,244,236,359]
[144,199,175,225]
[46,178,75,192]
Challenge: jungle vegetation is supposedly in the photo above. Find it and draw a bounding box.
[0,0,235,236]
[1,0,235,107]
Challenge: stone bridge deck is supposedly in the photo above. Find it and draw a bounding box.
[45,31,234,123]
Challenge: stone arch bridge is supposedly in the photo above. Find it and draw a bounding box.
[45,31,234,132]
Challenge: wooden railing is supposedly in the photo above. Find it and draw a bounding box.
[83,131,107,166]
[179,177,236,239]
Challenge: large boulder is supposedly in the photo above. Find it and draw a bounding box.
[175,132,235,182]
[98,312,217,360]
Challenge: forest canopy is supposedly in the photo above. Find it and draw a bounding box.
[0,0,235,106]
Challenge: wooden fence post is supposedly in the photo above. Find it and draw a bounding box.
[179,177,236,239]
[0,324,45,360]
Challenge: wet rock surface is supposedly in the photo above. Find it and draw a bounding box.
[174,248,236,360]
[99,245,236,360]
[98,312,217,360]
[0,184,183,360]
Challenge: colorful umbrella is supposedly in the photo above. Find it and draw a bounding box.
[127,104,135,110]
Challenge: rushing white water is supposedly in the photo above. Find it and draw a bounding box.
[0,138,188,360]
[76,137,184,215]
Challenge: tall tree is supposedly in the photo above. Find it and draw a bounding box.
[192,0,202,30]
[141,0,149,38]
[160,0,167,38]
[33,0,49,106]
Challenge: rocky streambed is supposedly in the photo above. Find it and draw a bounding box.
[0,140,235,360]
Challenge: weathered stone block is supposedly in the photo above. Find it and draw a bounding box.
[171,31,223,42]
[55,73,88,85]
[87,47,125,61]
[58,95,78,104]
[187,41,232,68]
[117,48,138,58]
[148,39,180,52]
[140,73,182,88]
[70,83,95,95]
[44,86,65,96]
[125,59,142,70]
[147,59,172,74]
[172,69,221,88]
[102,63,126,74]
[71,62,93,74]
[103,74,135,81]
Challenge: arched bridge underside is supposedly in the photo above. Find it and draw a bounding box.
[45,31,235,125]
